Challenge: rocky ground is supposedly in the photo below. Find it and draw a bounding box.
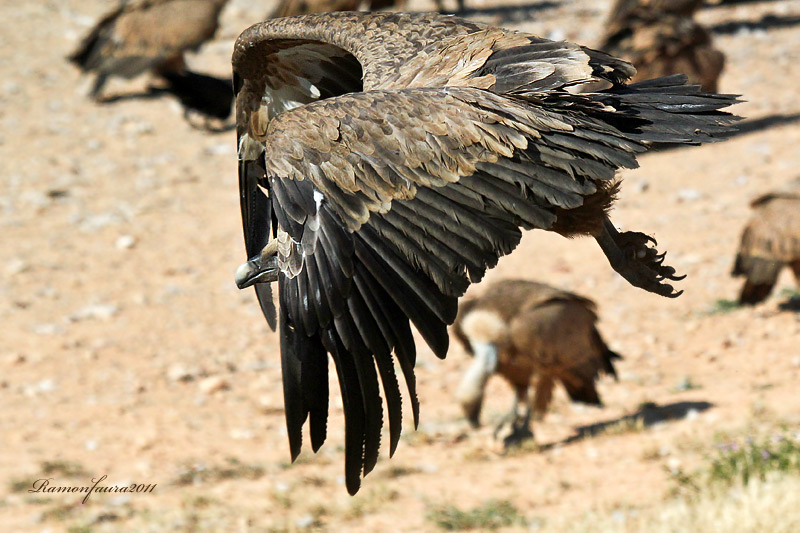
[1,0,799,531]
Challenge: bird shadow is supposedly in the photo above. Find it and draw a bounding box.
[711,13,800,35]
[778,296,800,313]
[451,1,561,24]
[649,113,800,153]
[95,91,165,105]
[535,400,714,451]
[704,0,790,9]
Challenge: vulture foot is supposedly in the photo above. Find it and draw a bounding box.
[494,407,534,447]
[501,417,535,448]
[595,219,684,298]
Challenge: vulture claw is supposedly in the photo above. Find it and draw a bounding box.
[595,219,685,297]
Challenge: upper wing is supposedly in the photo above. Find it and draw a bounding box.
[260,87,660,494]
[233,11,739,494]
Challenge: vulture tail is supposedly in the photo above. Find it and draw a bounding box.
[594,74,741,144]
[561,377,602,406]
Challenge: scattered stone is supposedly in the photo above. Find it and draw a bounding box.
[32,323,64,335]
[5,353,26,365]
[204,143,234,156]
[6,258,29,275]
[73,211,124,233]
[115,235,136,249]
[166,364,198,383]
[230,428,254,440]
[295,514,315,529]
[632,179,650,194]
[675,188,702,203]
[198,375,230,395]
[69,304,119,322]
[37,379,56,392]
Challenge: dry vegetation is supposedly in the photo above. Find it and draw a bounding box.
[2,0,800,531]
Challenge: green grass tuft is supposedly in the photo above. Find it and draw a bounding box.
[427,499,526,530]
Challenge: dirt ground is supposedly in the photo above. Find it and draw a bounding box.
[2,0,800,531]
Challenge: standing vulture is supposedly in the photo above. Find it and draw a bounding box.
[268,0,408,19]
[452,280,620,445]
[600,0,725,92]
[732,179,800,305]
[232,11,738,494]
[69,0,233,122]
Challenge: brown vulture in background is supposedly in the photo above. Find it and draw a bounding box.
[600,0,725,92]
[268,0,409,19]
[68,0,233,124]
[231,11,739,494]
[452,280,620,445]
[732,179,800,305]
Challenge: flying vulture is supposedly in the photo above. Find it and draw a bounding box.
[232,11,739,494]
[69,0,233,123]
[452,280,620,445]
[732,179,800,305]
[600,0,725,92]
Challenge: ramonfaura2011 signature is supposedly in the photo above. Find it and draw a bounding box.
[28,475,156,504]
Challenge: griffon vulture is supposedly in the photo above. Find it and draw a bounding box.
[732,179,800,305]
[69,0,233,122]
[268,0,410,19]
[600,0,725,92]
[232,11,738,494]
[452,280,620,445]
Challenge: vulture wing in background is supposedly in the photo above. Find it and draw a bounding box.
[232,11,739,494]
[732,180,800,304]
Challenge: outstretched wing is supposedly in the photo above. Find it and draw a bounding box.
[233,12,739,494]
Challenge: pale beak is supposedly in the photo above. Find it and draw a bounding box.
[235,243,279,289]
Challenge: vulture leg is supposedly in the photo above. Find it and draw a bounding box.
[495,383,534,446]
[89,73,108,101]
[595,218,685,298]
[791,260,800,286]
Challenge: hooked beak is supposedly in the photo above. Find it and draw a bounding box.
[235,241,279,289]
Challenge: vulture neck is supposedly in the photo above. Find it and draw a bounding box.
[456,342,499,405]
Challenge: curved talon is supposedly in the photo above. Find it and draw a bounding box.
[595,220,685,298]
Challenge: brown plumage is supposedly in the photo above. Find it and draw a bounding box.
[269,0,361,19]
[732,180,800,305]
[69,0,229,99]
[452,280,620,444]
[600,0,725,92]
[232,11,738,494]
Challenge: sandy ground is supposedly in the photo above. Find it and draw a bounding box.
[1,0,800,531]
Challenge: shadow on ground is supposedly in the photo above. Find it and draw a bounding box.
[452,1,561,24]
[712,13,800,35]
[535,401,714,450]
[778,296,800,312]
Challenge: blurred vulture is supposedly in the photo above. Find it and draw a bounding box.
[269,0,408,19]
[732,180,800,305]
[452,280,620,445]
[232,11,738,494]
[600,0,725,92]
[69,0,233,124]
[267,0,465,18]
